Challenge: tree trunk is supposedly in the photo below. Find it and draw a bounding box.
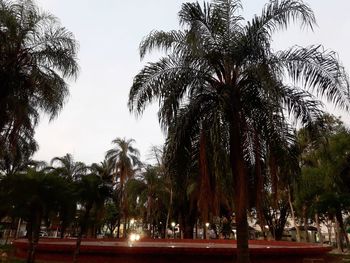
[336,209,349,247]
[303,206,309,242]
[4,219,12,245]
[60,219,68,239]
[326,220,332,244]
[116,217,121,238]
[334,217,342,252]
[315,213,323,244]
[166,187,173,237]
[122,183,128,238]
[274,204,289,241]
[288,186,300,242]
[27,210,41,263]
[73,205,92,263]
[254,132,265,241]
[26,221,33,263]
[229,117,250,263]
[15,218,22,239]
[198,131,212,224]
[269,153,278,208]
[180,209,196,239]
[123,215,128,238]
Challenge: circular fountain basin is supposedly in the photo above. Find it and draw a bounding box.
[13,238,332,263]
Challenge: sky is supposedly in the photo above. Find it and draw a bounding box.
[33,0,350,164]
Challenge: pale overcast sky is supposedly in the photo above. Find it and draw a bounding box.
[33,0,350,164]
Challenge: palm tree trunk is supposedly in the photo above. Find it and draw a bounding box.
[269,153,278,208]
[288,186,300,242]
[303,206,309,242]
[229,117,250,263]
[198,131,212,224]
[254,133,265,240]
[166,187,173,237]
[123,214,128,238]
[181,213,195,239]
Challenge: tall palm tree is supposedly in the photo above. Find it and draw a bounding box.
[0,0,79,153]
[128,0,349,261]
[106,137,141,237]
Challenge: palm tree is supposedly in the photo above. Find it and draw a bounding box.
[126,165,169,237]
[146,146,176,237]
[0,0,78,153]
[50,154,87,180]
[106,137,141,237]
[90,158,115,184]
[73,173,112,263]
[128,0,349,261]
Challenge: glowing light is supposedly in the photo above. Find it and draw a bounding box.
[129,233,140,242]
[129,233,136,242]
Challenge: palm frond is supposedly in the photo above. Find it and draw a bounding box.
[252,0,316,36]
[277,45,350,110]
[140,30,185,59]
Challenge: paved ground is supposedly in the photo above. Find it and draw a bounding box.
[13,238,333,262]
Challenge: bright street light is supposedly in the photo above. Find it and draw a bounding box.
[171,222,176,239]
[129,233,140,242]
[205,222,210,239]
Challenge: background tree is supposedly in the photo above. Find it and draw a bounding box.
[50,154,87,180]
[102,202,120,237]
[295,115,350,248]
[106,137,141,237]
[126,165,169,238]
[0,165,71,263]
[73,173,112,263]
